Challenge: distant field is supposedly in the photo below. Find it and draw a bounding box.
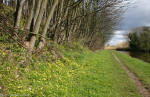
[104,42,129,50]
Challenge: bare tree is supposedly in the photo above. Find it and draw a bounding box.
[24,0,35,31]
[5,0,128,51]
[14,0,24,29]
[26,0,48,51]
[37,0,59,50]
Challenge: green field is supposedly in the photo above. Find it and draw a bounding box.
[0,43,143,97]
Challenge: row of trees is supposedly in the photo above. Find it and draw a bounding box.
[1,0,128,51]
[128,26,150,52]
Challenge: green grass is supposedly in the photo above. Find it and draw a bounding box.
[114,51,150,90]
[0,43,141,97]
[63,50,141,97]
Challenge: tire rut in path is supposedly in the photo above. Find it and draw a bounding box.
[112,53,150,97]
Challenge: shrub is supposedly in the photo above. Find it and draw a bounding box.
[128,26,150,51]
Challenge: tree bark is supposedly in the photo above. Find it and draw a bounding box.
[37,0,59,50]
[27,0,48,51]
[14,0,24,29]
[33,0,42,26]
[24,0,35,31]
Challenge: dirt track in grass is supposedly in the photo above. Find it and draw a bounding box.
[112,53,150,97]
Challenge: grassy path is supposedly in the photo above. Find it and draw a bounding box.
[63,50,141,97]
[114,51,150,91]
[112,53,150,97]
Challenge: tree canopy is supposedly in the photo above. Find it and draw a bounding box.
[128,26,150,52]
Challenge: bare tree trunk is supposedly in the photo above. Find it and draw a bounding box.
[27,0,48,51]
[24,0,35,31]
[54,0,70,43]
[37,0,59,50]
[33,0,42,26]
[14,0,24,29]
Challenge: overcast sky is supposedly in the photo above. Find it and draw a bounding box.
[108,0,150,45]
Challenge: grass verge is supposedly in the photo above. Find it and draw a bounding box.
[0,43,141,97]
[114,51,150,90]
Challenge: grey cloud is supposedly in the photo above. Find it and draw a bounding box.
[107,0,150,45]
[120,0,150,30]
